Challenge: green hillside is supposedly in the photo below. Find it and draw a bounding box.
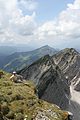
[0,70,68,120]
[0,45,58,72]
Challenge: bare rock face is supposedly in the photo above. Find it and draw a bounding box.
[51,48,80,120]
[19,48,80,120]
[52,48,80,91]
[19,55,70,110]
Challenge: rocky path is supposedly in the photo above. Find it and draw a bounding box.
[69,85,80,120]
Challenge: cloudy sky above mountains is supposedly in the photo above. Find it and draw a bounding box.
[0,0,80,49]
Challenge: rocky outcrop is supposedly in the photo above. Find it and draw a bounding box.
[52,48,80,90]
[51,48,80,120]
[19,55,70,110]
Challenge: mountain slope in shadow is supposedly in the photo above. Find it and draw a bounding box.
[19,55,70,110]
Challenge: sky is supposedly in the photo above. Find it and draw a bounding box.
[0,0,80,49]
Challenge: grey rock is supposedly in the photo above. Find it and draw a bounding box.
[52,48,80,90]
[19,55,70,110]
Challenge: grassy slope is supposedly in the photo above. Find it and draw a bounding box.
[0,70,68,120]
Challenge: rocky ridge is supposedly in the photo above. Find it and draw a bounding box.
[19,55,70,110]
[19,48,80,120]
[52,48,80,120]
[52,48,80,91]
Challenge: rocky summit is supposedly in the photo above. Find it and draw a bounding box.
[19,55,70,110]
[0,70,69,120]
[52,48,80,91]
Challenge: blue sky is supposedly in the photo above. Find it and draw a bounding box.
[19,0,74,23]
[36,0,74,23]
[0,0,80,49]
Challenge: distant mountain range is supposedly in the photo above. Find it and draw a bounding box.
[0,45,58,72]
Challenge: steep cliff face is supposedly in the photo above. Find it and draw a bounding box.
[52,48,80,120]
[52,48,80,91]
[19,55,70,110]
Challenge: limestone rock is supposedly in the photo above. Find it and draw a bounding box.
[52,48,80,90]
[19,55,70,110]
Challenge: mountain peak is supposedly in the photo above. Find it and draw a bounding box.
[52,47,80,87]
[62,48,79,54]
[37,45,53,50]
[0,45,58,72]
[42,45,51,48]
[40,45,55,50]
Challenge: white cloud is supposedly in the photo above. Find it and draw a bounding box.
[18,0,37,11]
[0,0,37,44]
[10,11,37,35]
[34,0,80,48]
[68,0,80,9]
[0,0,80,49]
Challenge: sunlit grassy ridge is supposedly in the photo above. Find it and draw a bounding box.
[0,70,68,120]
